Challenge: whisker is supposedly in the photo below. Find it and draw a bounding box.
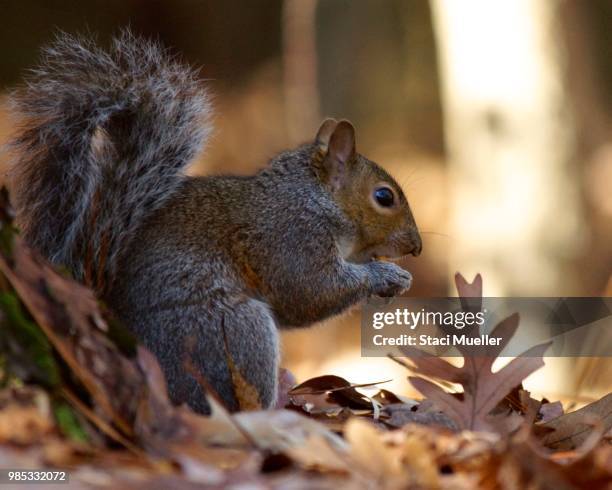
[420,231,451,238]
[402,176,427,189]
[397,166,423,190]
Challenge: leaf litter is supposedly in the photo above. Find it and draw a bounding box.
[0,190,609,489]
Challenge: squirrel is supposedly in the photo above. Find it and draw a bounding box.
[7,30,422,413]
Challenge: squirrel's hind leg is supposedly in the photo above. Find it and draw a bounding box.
[215,297,280,410]
[161,296,279,413]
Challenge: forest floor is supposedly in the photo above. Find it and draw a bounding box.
[0,191,610,490]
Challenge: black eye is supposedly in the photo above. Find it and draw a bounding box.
[374,187,394,207]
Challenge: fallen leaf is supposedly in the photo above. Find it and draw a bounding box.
[288,374,389,416]
[539,401,564,423]
[0,218,145,438]
[0,386,54,445]
[289,375,391,395]
[382,403,458,430]
[394,274,552,431]
[345,417,448,488]
[539,393,612,450]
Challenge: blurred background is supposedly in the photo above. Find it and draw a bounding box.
[0,0,610,403]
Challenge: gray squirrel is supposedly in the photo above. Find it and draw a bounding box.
[7,30,422,413]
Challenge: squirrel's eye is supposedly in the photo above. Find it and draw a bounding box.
[374,187,394,207]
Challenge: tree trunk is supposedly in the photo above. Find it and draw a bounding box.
[430,0,583,295]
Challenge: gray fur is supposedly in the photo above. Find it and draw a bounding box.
[108,147,412,412]
[8,30,211,284]
[8,32,418,413]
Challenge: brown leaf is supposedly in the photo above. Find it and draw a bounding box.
[0,386,54,445]
[539,393,612,450]
[288,374,389,414]
[289,375,353,395]
[289,375,390,395]
[406,321,551,431]
[283,433,352,475]
[455,272,483,313]
[289,391,345,416]
[344,417,442,488]
[0,233,145,437]
[135,347,196,453]
[233,409,348,454]
[136,345,352,474]
[134,348,266,474]
[539,401,564,423]
[382,403,458,430]
[396,274,551,431]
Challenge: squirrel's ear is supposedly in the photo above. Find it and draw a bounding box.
[315,120,356,191]
[328,120,356,164]
[315,118,338,149]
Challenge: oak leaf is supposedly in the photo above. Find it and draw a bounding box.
[395,273,551,431]
[539,393,612,450]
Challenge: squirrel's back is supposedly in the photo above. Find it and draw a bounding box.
[7,30,212,291]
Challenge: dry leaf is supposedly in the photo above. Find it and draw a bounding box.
[0,230,144,438]
[345,418,458,488]
[288,374,389,417]
[539,393,612,450]
[395,274,552,431]
[0,386,54,445]
[345,417,401,477]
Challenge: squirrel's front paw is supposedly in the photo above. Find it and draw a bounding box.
[367,261,413,297]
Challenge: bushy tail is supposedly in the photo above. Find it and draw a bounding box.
[7,30,212,290]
